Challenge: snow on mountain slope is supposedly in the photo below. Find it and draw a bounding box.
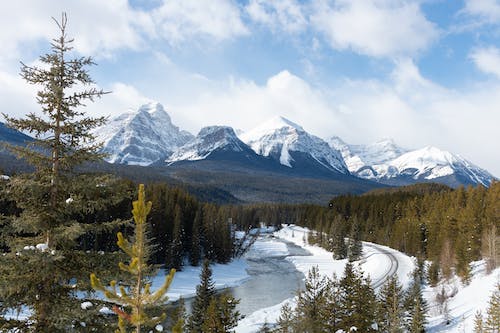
[166,126,249,163]
[370,146,495,186]
[328,136,408,172]
[93,102,193,166]
[328,137,495,187]
[241,116,349,174]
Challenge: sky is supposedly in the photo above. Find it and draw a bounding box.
[0,0,499,176]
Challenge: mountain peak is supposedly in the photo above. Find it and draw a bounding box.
[93,103,193,165]
[267,116,304,131]
[166,125,247,163]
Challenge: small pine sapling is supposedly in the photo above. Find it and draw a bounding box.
[91,184,176,333]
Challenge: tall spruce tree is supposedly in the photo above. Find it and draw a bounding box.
[404,270,428,333]
[339,262,377,332]
[188,259,216,333]
[484,283,500,332]
[201,293,242,333]
[166,203,184,270]
[91,184,176,333]
[378,275,405,333]
[294,266,328,333]
[0,13,127,332]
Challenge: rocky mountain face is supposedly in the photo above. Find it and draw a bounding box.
[92,102,193,166]
[239,116,349,175]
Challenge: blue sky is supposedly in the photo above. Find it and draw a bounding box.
[1,0,500,176]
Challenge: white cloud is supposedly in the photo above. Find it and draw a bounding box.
[0,0,151,62]
[245,0,307,33]
[310,0,439,58]
[463,0,500,24]
[470,46,500,79]
[85,83,152,119]
[152,0,248,44]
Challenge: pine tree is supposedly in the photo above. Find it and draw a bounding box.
[91,184,176,333]
[275,303,296,333]
[201,293,242,333]
[331,215,348,260]
[474,311,484,333]
[378,275,405,333]
[0,12,124,332]
[294,266,327,333]
[484,283,500,332]
[170,298,187,333]
[166,203,184,270]
[188,259,216,333]
[190,207,203,266]
[339,262,377,332]
[404,270,428,333]
[348,216,363,261]
[323,273,342,332]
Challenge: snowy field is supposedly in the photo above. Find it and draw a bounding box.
[152,259,250,302]
[425,261,500,333]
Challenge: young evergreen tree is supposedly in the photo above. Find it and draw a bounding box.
[166,203,184,270]
[170,298,187,333]
[189,207,203,266]
[474,311,484,333]
[348,216,363,261]
[0,13,124,332]
[188,259,216,333]
[201,293,242,333]
[323,273,343,332]
[275,303,296,333]
[294,266,328,333]
[339,262,377,332]
[404,270,428,333]
[484,283,500,332]
[91,184,176,333]
[378,275,405,333]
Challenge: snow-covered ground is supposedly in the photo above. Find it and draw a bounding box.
[425,261,500,333]
[151,259,250,303]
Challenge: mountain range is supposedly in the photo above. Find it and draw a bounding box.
[96,102,495,188]
[0,102,496,203]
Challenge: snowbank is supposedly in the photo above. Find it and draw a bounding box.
[426,262,500,332]
[151,259,250,302]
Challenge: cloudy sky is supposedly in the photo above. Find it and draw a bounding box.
[1,0,499,176]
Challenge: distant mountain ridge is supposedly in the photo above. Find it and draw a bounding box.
[328,137,495,187]
[1,102,496,198]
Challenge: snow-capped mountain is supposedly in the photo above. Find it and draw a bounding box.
[240,116,349,174]
[328,137,409,172]
[166,126,250,163]
[93,102,193,166]
[328,137,495,187]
